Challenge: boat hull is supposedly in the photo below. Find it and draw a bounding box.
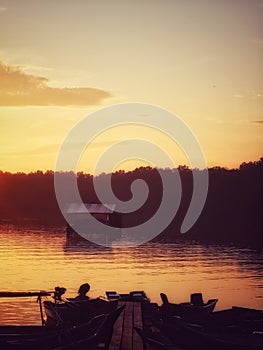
[43,297,116,327]
[160,298,218,318]
[159,306,263,350]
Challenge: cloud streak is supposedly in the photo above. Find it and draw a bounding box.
[251,120,263,124]
[0,61,111,106]
[1,144,59,157]
[1,139,122,157]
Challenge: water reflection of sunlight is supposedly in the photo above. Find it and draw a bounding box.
[0,225,262,325]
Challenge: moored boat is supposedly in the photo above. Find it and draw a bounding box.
[0,288,126,349]
[175,322,263,350]
[0,304,125,349]
[2,287,262,350]
[43,288,150,327]
[158,305,263,350]
[159,292,218,318]
[43,296,116,327]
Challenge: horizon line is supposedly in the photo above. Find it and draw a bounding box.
[0,157,262,176]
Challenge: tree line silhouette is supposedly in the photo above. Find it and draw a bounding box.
[0,158,262,248]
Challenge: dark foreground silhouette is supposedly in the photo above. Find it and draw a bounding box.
[1,287,262,349]
[0,158,262,248]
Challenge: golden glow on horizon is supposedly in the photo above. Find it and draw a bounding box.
[78,124,190,174]
[0,0,262,173]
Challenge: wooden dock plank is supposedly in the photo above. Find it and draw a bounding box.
[109,300,154,350]
[133,301,144,350]
[121,301,133,350]
[133,302,143,328]
[108,301,125,350]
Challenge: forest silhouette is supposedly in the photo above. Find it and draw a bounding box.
[0,158,262,248]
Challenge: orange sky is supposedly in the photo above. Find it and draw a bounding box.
[0,0,262,173]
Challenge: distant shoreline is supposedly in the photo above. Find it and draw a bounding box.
[0,158,262,248]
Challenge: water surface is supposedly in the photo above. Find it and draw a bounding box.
[0,225,262,325]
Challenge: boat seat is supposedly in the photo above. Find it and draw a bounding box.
[190,293,204,306]
[105,291,120,301]
[160,293,169,305]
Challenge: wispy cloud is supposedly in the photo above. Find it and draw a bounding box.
[251,120,263,124]
[1,139,122,157]
[233,94,244,99]
[1,144,59,157]
[0,61,111,106]
[0,7,7,13]
[21,64,54,74]
[206,118,263,126]
[233,92,262,99]
[206,118,245,125]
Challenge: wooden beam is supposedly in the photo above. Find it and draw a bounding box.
[109,300,148,349]
[121,301,133,350]
[0,291,51,298]
[133,302,144,350]
[109,301,125,350]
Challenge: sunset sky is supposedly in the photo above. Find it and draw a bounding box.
[0,0,262,173]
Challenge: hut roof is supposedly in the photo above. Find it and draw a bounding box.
[66,203,116,214]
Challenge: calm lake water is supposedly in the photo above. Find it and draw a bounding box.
[0,224,262,325]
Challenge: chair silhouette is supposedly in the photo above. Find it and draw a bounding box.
[190,293,204,306]
[160,293,170,305]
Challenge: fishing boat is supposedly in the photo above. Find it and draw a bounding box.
[158,306,263,350]
[43,286,116,327]
[0,306,125,349]
[44,289,150,327]
[43,298,116,327]
[159,292,218,318]
[184,324,263,350]
[0,290,125,350]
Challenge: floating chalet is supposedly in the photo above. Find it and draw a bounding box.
[65,203,122,244]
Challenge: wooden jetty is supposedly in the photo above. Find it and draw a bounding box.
[109,300,157,350]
